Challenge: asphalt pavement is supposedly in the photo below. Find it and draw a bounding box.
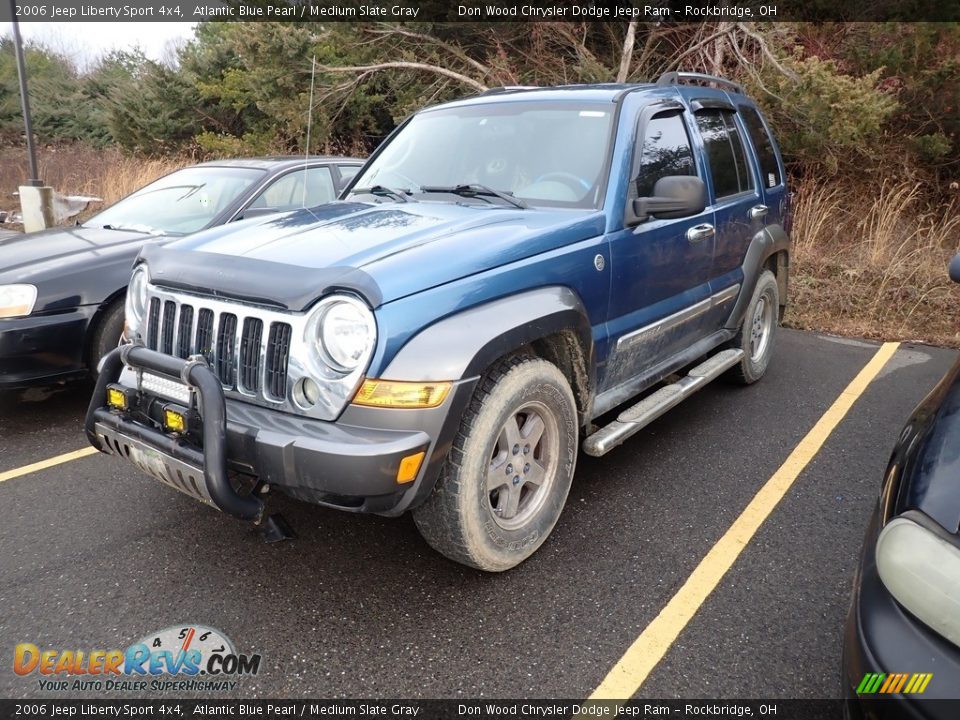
[0,329,955,700]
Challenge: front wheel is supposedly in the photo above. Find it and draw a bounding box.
[413,356,578,572]
[89,300,126,381]
[726,269,779,385]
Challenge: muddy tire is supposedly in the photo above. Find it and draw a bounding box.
[412,356,578,572]
[726,270,779,385]
[89,300,125,381]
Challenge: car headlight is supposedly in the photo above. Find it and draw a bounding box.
[876,515,960,649]
[315,297,375,372]
[0,284,38,318]
[125,265,149,334]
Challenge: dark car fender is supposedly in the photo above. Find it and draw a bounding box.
[725,224,790,331]
[372,286,595,513]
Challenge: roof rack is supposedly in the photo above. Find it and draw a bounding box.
[477,86,540,96]
[655,71,744,95]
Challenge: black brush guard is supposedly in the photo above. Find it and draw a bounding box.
[85,344,265,523]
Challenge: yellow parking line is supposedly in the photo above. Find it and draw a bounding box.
[0,447,99,485]
[590,341,901,700]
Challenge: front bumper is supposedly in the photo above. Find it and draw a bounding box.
[0,307,96,388]
[842,506,960,719]
[86,345,474,518]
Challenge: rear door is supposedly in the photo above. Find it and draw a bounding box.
[691,104,762,321]
[738,104,788,237]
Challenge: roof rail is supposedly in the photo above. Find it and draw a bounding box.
[655,71,744,95]
[477,85,539,96]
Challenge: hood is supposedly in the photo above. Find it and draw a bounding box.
[153,200,606,308]
[0,225,154,283]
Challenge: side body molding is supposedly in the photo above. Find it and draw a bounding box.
[725,224,790,331]
[382,285,595,385]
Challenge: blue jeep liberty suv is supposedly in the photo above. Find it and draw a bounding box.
[86,72,791,571]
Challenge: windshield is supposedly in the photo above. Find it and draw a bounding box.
[88,166,265,235]
[350,101,615,209]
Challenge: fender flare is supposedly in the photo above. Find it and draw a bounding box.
[382,286,594,385]
[725,224,790,330]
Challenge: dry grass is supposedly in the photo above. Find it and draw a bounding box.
[1,144,186,225]
[786,176,960,347]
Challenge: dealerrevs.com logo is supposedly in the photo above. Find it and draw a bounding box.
[14,624,261,692]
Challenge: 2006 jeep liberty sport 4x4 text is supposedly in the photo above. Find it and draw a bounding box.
[86,73,791,571]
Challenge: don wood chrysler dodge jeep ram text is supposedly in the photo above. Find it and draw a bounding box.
[86,74,791,571]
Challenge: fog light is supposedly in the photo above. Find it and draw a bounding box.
[293,377,322,409]
[163,405,189,434]
[396,451,426,484]
[353,380,452,409]
[106,384,134,411]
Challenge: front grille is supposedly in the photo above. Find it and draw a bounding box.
[143,297,292,403]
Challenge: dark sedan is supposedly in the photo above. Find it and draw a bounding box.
[842,253,960,718]
[0,156,363,389]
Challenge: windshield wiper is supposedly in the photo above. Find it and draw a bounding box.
[101,223,164,235]
[350,185,413,203]
[419,184,527,209]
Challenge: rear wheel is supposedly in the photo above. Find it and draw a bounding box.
[89,300,125,381]
[726,270,779,384]
[413,356,578,572]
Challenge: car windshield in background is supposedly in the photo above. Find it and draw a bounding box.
[88,166,266,235]
[350,101,615,209]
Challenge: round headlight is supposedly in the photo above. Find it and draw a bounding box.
[125,265,149,333]
[876,516,960,649]
[317,298,375,372]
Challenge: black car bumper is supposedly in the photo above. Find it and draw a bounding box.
[85,345,474,518]
[842,507,960,720]
[0,307,95,388]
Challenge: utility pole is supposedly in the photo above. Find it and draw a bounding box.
[8,1,53,232]
[9,0,41,187]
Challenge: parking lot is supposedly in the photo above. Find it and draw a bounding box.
[0,328,955,700]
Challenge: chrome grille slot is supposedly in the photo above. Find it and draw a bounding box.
[196,308,215,363]
[161,301,176,355]
[176,305,194,358]
[239,317,263,393]
[217,313,238,387]
[265,322,292,400]
[146,298,161,350]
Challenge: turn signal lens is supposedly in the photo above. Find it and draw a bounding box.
[396,451,426,484]
[352,380,451,409]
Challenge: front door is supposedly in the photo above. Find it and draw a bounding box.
[601,107,716,393]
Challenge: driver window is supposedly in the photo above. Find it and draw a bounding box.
[631,112,696,201]
[249,167,336,211]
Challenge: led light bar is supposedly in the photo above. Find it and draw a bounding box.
[139,372,192,405]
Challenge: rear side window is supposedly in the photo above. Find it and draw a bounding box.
[694,109,754,199]
[632,112,696,199]
[740,106,781,188]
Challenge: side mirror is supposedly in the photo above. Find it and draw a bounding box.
[235,207,279,222]
[950,252,960,283]
[627,176,707,226]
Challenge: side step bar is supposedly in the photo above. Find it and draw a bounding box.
[582,348,744,457]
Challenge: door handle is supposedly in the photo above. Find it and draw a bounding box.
[749,204,769,220]
[686,224,715,243]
